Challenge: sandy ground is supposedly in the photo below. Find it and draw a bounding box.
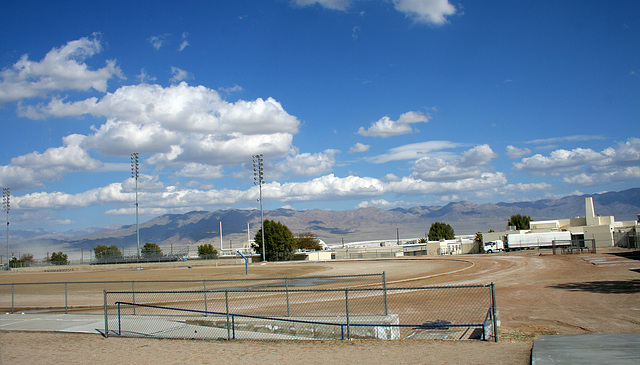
[0,331,532,365]
[1,248,639,364]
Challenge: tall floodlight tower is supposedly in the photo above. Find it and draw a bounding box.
[252,154,266,262]
[2,188,9,269]
[131,153,140,260]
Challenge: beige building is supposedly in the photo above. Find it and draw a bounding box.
[483,197,639,248]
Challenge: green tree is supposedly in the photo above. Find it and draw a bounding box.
[50,251,69,265]
[253,220,296,261]
[141,242,163,258]
[94,245,123,259]
[508,214,531,230]
[197,243,219,259]
[295,231,322,251]
[428,222,455,241]
[418,237,427,243]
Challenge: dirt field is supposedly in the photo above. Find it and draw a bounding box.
[1,248,639,364]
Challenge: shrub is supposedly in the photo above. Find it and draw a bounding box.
[50,251,69,265]
[141,242,163,258]
[197,243,218,259]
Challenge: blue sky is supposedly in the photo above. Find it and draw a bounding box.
[0,0,639,232]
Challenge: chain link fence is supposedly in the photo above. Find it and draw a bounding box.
[551,239,597,254]
[0,273,384,314]
[103,284,497,341]
[1,245,192,269]
[615,230,639,249]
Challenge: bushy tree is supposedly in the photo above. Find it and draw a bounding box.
[508,214,531,230]
[253,220,296,261]
[94,245,123,259]
[295,231,322,251]
[141,242,162,258]
[197,243,218,259]
[50,251,69,265]
[428,222,455,241]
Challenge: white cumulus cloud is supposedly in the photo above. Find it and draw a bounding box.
[274,149,339,177]
[506,145,531,159]
[514,137,640,185]
[459,144,497,167]
[23,82,300,162]
[388,172,508,195]
[178,163,225,180]
[292,0,457,25]
[369,140,462,163]
[410,144,497,182]
[349,143,370,153]
[291,0,352,11]
[392,0,457,25]
[357,111,430,137]
[0,34,123,103]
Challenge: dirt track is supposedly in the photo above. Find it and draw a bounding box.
[1,248,639,364]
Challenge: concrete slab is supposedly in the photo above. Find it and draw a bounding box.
[532,333,640,365]
[0,313,104,334]
[1,313,315,340]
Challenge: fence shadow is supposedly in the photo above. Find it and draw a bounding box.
[607,251,640,261]
[548,279,640,294]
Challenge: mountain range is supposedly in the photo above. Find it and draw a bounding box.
[12,188,640,258]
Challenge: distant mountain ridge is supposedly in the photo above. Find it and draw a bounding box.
[15,188,640,255]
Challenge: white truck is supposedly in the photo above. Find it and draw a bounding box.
[504,231,572,251]
[482,240,504,253]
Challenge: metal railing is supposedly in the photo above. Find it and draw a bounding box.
[103,283,498,342]
[551,239,596,254]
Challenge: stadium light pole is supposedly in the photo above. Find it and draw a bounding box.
[2,188,9,270]
[253,154,266,262]
[131,153,140,260]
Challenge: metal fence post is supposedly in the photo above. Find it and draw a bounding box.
[491,282,498,342]
[225,290,231,340]
[103,290,108,337]
[285,278,290,317]
[203,280,208,317]
[383,271,388,316]
[131,281,135,315]
[118,302,122,335]
[11,283,14,313]
[345,289,350,340]
[65,282,68,314]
